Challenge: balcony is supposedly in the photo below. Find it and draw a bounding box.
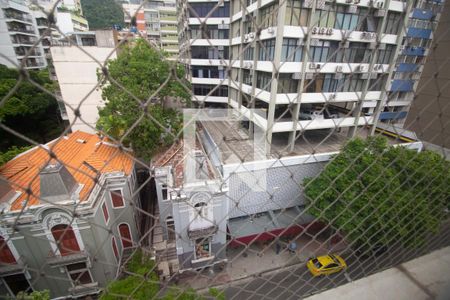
[188,221,218,239]
[0,256,26,276]
[4,11,33,23]
[68,282,99,297]
[8,25,35,34]
[47,250,89,267]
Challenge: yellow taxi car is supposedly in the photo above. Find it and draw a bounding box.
[306,254,347,276]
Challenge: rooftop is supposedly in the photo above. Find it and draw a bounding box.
[0,131,134,211]
[201,120,420,165]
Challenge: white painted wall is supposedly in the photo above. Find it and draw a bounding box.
[51,46,116,133]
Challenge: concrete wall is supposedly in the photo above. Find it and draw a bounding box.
[405,1,450,148]
[51,46,117,133]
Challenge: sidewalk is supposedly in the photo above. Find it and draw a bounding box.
[175,233,346,290]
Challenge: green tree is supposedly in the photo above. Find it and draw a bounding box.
[97,39,190,160]
[0,65,64,151]
[304,136,450,250]
[0,146,32,166]
[15,290,50,300]
[80,0,124,29]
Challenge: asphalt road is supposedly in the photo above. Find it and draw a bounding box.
[224,225,450,300]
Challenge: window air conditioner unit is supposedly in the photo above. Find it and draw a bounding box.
[347,5,358,14]
[311,27,319,34]
[247,87,252,94]
[345,0,352,3]
[354,0,361,3]
[328,93,337,101]
[326,28,333,35]
[336,65,343,72]
[244,34,249,42]
[292,72,301,80]
[376,1,384,9]
[219,1,224,7]
[248,32,255,39]
[356,65,366,72]
[267,27,274,34]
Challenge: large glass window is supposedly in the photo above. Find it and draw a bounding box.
[313,5,335,28]
[285,0,309,26]
[192,66,225,79]
[256,71,272,91]
[384,11,402,34]
[190,25,229,39]
[51,224,81,256]
[193,84,228,96]
[191,46,229,59]
[258,39,275,61]
[377,45,395,64]
[189,3,230,18]
[281,38,303,62]
[310,40,330,62]
[277,74,299,93]
[243,45,254,60]
[260,3,278,28]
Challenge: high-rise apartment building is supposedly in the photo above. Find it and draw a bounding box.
[122,0,178,57]
[0,0,47,69]
[36,0,88,34]
[178,0,446,152]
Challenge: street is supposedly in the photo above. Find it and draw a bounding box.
[224,224,450,300]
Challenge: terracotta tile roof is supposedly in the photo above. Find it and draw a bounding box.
[0,131,134,211]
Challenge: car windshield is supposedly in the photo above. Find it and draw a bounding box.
[312,259,322,269]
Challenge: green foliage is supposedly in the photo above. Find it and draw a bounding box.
[100,249,159,300]
[97,39,191,160]
[304,136,450,249]
[80,0,124,29]
[100,250,224,300]
[16,290,50,300]
[0,65,64,151]
[0,146,32,166]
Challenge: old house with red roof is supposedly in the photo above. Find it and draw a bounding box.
[0,131,140,298]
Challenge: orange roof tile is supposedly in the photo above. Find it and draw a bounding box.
[0,131,134,211]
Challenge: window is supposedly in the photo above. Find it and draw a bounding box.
[118,223,133,249]
[66,262,93,286]
[256,71,272,92]
[111,190,124,208]
[377,45,395,64]
[285,0,309,26]
[0,236,16,264]
[258,39,275,61]
[112,237,119,260]
[51,224,81,256]
[243,45,254,60]
[277,74,299,93]
[384,11,402,34]
[281,38,303,62]
[3,274,32,295]
[260,3,278,28]
[310,41,330,62]
[314,6,336,28]
[326,263,339,269]
[102,202,109,223]
[161,184,168,200]
[189,3,230,18]
[193,84,228,96]
[195,238,211,259]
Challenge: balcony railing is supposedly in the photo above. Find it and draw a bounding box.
[188,223,218,239]
[4,11,32,23]
[47,250,89,267]
[0,256,26,276]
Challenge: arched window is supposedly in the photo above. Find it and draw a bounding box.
[51,224,80,256]
[0,236,16,264]
[118,224,133,249]
[194,202,208,218]
[112,237,119,260]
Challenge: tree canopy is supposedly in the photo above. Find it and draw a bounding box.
[80,0,124,30]
[304,136,450,250]
[97,39,191,160]
[0,65,64,151]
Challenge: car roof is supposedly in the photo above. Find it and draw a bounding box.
[317,255,335,265]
